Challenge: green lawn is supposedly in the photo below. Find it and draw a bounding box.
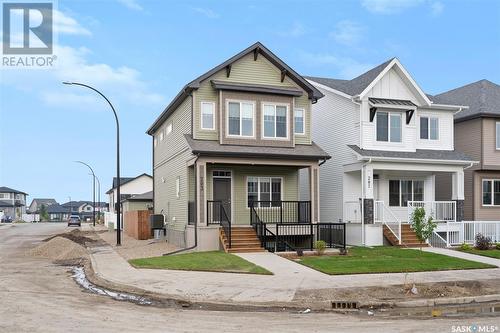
[129,251,272,275]
[296,247,494,275]
[458,248,500,259]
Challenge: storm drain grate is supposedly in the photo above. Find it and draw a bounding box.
[332,301,358,310]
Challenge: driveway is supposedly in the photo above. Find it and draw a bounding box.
[0,223,498,333]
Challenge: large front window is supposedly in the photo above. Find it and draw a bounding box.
[263,104,288,139]
[389,180,424,206]
[228,101,254,137]
[247,177,282,207]
[482,179,500,206]
[376,111,401,143]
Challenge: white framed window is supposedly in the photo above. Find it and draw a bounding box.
[496,122,500,150]
[201,101,215,130]
[247,176,282,207]
[294,108,305,135]
[159,130,164,142]
[227,100,255,137]
[482,179,500,206]
[376,111,401,143]
[389,180,424,207]
[166,123,173,135]
[262,103,288,139]
[420,116,439,140]
[176,177,180,199]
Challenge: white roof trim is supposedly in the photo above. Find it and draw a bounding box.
[352,154,478,166]
[306,79,352,100]
[358,58,432,106]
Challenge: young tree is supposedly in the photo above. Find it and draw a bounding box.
[410,207,437,250]
[39,204,49,222]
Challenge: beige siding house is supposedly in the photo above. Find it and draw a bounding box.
[434,80,500,221]
[147,42,332,252]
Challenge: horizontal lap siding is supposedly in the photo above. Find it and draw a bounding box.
[294,94,311,145]
[205,164,299,225]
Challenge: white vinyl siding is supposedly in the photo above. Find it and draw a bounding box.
[227,101,255,137]
[201,101,215,130]
[294,108,305,135]
[496,122,500,150]
[482,179,500,206]
[166,123,172,135]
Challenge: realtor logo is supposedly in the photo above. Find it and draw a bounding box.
[3,2,53,54]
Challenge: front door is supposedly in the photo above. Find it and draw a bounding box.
[213,171,231,221]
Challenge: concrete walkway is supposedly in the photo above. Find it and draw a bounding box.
[89,244,500,304]
[423,247,500,267]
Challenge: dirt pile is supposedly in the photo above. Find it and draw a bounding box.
[28,236,89,261]
[44,229,97,246]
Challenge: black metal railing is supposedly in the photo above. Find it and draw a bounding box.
[249,201,311,224]
[188,201,195,225]
[207,200,231,248]
[316,223,346,249]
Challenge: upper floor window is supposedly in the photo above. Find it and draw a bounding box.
[389,180,424,207]
[227,101,254,137]
[294,108,305,135]
[420,116,439,140]
[482,179,500,206]
[496,122,500,150]
[263,103,288,139]
[166,123,173,135]
[376,111,401,143]
[201,102,215,130]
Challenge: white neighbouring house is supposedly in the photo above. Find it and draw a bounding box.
[306,58,477,246]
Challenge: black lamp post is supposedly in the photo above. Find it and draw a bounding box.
[75,161,96,227]
[93,174,101,223]
[63,82,121,245]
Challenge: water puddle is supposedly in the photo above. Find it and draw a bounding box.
[71,266,153,305]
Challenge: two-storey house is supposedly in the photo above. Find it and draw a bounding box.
[147,42,332,252]
[0,186,28,221]
[306,58,475,246]
[434,80,500,221]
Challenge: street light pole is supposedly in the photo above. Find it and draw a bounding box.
[94,174,101,223]
[75,161,96,227]
[63,81,121,245]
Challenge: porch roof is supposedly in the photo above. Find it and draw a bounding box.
[348,145,476,164]
[185,135,331,161]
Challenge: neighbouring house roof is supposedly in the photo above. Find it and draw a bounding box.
[46,204,70,214]
[348,145,476,164]
[106,174,152,194]
[305,58,394,96]
[184,134,330,160]
[0,186,28,195]
[122,191,153,202]
[431,79,500,122]
[30,198,57,207]
[147,41,324,135]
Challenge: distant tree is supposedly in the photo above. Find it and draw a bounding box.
[410,207,437,250]
[39,204,49,221]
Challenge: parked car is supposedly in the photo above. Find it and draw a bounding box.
[1,216,13,223]
[67,215,81,227]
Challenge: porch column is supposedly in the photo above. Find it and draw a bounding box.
[196,162,207,227]
[452,170,465,222]
[309,165,320,223]
[362,164,374,224]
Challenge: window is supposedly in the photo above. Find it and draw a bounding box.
[389,180,425,206]
[166,123,173,135]
[420,117,439,140]
[159,130,164,141]
[376,111,401,143]
[482,179,500,206]
[263,104,288,139]
[176,177,180,199]
[201,102,215,130]
[228,101,254,137]
[247,177,282,207]
[294,108,305,135]
[496,122,500,149]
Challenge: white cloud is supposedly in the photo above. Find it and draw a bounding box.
[277,22,307,38]
[53,10,92,35]
[430,1,444,16]
[330,20,364,46]
[192,7,219,19]
[361,0,424,14]
[299,51,374,79]
[116,0,143,11]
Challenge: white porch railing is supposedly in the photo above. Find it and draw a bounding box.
[408,201,456,223]
[375,201,402,245]
[446,221,500,246]
[428,231,448,248]
[374,200,384,223]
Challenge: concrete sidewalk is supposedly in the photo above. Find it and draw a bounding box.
[89,243,500,305]
[423,247,500,267]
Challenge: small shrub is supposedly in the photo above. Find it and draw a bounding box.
[475,233,492,250]
[495,243,500,250]
[296,249,304,257]
[459,243,472,251]
[314,240,326,256]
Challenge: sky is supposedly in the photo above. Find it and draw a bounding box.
[1,0,499,204]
